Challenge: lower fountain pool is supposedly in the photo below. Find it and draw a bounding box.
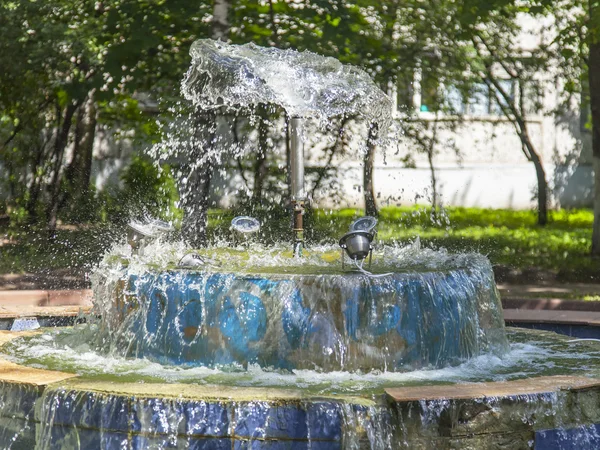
[0,243,600,449]
[1,328,600,449]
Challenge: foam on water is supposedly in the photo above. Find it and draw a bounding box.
[62,237,510,372]
[95,236,484,275]
[3,329,600,396]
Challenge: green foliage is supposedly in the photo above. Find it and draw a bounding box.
[0,0,594,247]
[0,0,213,225]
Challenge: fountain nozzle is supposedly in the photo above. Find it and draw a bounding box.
[127,218,173,252]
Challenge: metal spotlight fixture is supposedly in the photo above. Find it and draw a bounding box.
[340,230,374,259]
[230,216,260,245]
[339,216,378,269]
[177,253,205,268]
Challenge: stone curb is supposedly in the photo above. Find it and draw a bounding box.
[0,289,93,307]
[503,309,600,326]
[502,297,600,311]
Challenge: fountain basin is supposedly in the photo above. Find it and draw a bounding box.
[113,262,507,371]
[2,330,600,450]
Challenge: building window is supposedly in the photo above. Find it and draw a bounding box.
[419,66,439,112]
[467,83,490,116]
[395,65,538,118]
[445,85,465,114]
[463,80,516,116]
[396,72,414,111]
[522,80,542,116]
[490,79,515,115]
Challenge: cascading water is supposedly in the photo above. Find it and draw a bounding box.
[75,241,509,372]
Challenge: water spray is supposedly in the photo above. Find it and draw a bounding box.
[127,218,173,253]
[290,116,305,257]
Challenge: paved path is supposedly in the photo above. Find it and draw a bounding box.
[0,289,92,307]
[503,309,600,326]
[498,283,600,299]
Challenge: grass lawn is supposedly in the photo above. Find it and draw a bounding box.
[1,206,599,285]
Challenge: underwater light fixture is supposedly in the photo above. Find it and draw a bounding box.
[178,253,206,268]
[231,216,261,234]
[339,230,374,261]
[231,216,261,245]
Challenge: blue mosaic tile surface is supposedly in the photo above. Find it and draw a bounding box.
[38,387,349,449]
[185,401,231,437]
[46,390,130,432]
[535,424,600,449]
[234,403,308,440]
[120,267,504,371]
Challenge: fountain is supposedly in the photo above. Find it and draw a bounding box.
[1,39,600,449]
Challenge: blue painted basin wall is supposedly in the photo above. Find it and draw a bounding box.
[116,267,507,371]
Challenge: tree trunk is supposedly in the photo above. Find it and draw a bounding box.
[63,95,97,221]
[67,105,84,185]
[530,150,548,226]
[80,100,97,194]
[590,34,600,255]
[181,0,229,246]
[212,0,229,40]
[485,73,548,226]
[363,124,378,217]
[46,102,78,235]
[67,93,96,199]
[427,146,438,212]
[25,142,46,223]
[182,110,217,247]
[594,157,600,256]
[427,114,441,219]
[252,107,269,205]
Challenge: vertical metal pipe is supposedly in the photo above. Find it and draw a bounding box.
[289,117,305,257]
[290,117,305,201]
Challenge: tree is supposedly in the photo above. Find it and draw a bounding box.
[469,26,550,225]
[0,0,213,231]
[364,124,379,217]
[588,1,600,254]
[540,0,600,252]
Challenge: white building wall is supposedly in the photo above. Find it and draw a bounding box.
[307,118,593,210]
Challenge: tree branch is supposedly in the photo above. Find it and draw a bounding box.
[1,97,52,150]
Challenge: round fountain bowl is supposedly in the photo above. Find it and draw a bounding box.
[114,256,507,371]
